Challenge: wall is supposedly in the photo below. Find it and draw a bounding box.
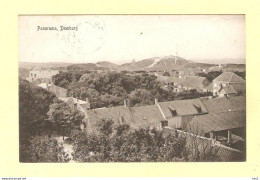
[48,84,68,97]
[162,127,245,161]
[167,116,182,129]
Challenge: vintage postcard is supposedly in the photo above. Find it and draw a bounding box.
[18,15,246,163]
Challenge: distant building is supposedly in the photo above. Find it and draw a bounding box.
[59,97,90,110]
[212,72,246,97]
[26,69,59,84]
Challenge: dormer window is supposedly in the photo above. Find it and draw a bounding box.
[193,104,202,113]
[168,106,177,116]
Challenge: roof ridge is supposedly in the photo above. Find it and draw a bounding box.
[228,72,234,82]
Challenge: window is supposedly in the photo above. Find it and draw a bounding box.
[193,104,202,113]
[168,106,177,116]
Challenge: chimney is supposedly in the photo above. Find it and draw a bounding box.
[155,98,159,106]
[124,99,130,108]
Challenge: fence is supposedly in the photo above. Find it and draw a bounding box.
[162,127,245,161]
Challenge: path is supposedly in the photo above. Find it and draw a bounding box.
[54,136,76,163]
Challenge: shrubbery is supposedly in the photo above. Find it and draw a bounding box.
[70,119,189,162]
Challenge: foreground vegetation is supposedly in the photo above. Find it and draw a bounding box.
[69,119,220,162]
[19,79,83,162]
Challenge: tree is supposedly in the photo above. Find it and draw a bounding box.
[19,79,56,138]
[70,119,190,162]
[20,135,70,162]
[47,99,85,135]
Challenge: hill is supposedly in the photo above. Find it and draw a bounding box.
[119,56,197,72]
[67,63,108,71]
[19,62,73,70]
[96,61,118,70]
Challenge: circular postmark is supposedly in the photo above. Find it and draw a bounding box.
[57,17,106,58]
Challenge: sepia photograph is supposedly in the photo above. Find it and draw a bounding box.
[18,15,246,163]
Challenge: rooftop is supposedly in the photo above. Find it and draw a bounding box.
[200,96,246,113]
[187,110,246,136]
[158,98,208,118]
[213,72,245,83]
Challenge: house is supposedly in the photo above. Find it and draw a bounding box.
[79,95,246,150]
[212,72,246,97]
[157,98,208,129]
[187,110,245,150]
[186,96,246,150]
[178,76,208,92]
[26,69,59,83]
[200,96,246,114]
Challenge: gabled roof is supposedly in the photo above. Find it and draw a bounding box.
[231,83,246,95]
[221,86,237,94]
[214,72,245,83]
[203,82,213,91]
[200,96,246,113]
[158,98,207,118]
[187,110,246,136]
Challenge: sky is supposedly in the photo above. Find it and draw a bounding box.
[19,15,245,64]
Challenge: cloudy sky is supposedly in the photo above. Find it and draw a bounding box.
[19,15,245,64]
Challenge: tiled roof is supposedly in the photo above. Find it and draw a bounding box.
[214,72,245,83]
[221,86,237,94]
[129,105,164,128]
[158,98,208,118]
[86,106,134,131]
[231,83,246,95]
[203,82,213,91]
[200,96,246,113]
[187,110,246,136]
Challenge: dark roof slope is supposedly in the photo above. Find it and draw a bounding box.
[200,96,246,113]
[158,98,207,118]
[187,110,246,136]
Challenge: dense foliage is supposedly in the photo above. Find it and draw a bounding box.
[19,79,72,162]
[47,99,85,135]
[20,135,70,162]
[19,79,56,138]
[70,119,188,162]
[69,119,222,162]
[53,71,210,108]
